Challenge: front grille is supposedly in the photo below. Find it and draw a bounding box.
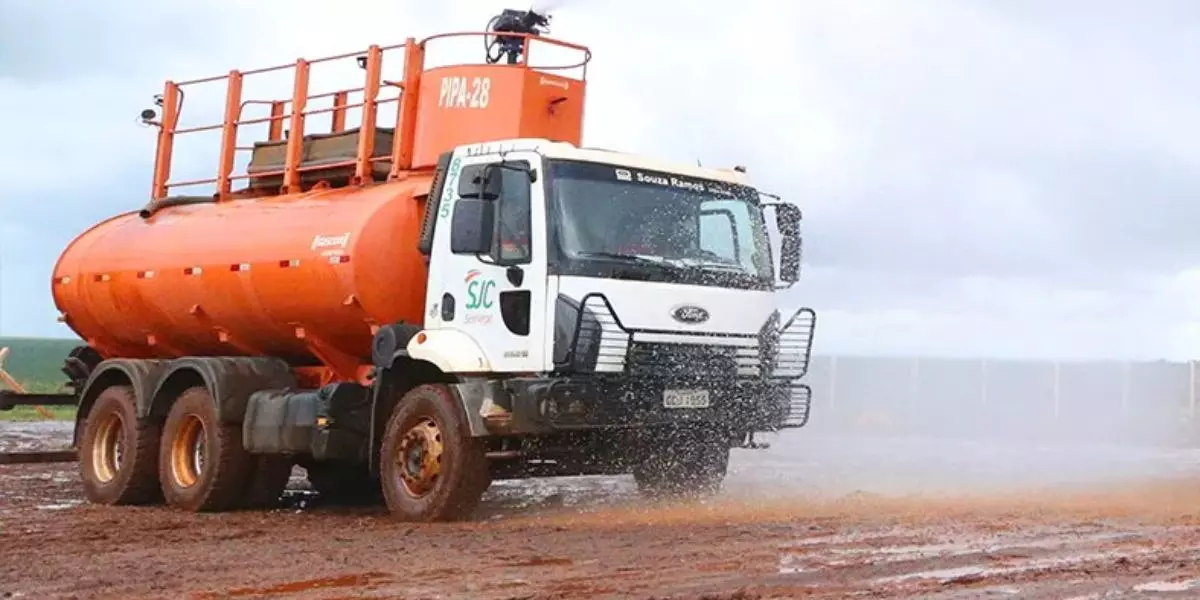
[560,292,816,382]
[626,341,742,380]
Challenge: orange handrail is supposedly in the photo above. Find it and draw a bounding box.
[419,30,592,75]
[148,31,591,203]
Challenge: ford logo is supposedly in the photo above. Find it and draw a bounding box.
[671,305,710,324]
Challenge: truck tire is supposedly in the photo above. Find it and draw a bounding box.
[158,386,252,511]
[78,385,163,505]
[379,383,490,522]
[240,456,294,509]
[633,427,730,498]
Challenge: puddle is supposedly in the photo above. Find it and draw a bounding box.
[36,500,82,511]
[1133,579,1200,592]
[0,421,74,454]
[780,529,911,549]
[783,529,1148,573]
[885,565,989,583]
[778,553,807,574]
[193,571,393,598]
[876,548,1160,585]
[14,474,54,481]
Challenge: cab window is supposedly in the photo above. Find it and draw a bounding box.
[495,166,532,264]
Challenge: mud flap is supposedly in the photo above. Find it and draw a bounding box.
[449,380,503,437]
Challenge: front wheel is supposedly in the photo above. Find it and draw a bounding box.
[633,426,731,498]
[379,384,491,522]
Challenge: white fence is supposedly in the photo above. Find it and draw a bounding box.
[801,355,1200,446]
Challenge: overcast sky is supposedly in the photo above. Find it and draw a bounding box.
[2,0,1199,361]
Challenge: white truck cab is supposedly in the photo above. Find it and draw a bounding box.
[407,138,816,492]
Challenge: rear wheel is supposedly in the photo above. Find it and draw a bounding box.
[379,384,490,522]
[158,386,252,512]
[78,385,162,505]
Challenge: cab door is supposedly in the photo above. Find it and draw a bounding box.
[423,150,547,373]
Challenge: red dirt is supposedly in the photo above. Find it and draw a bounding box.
[8,463,1200,598]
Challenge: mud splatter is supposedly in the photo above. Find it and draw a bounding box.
[7,424,1200,598]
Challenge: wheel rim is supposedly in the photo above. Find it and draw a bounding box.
[395,417,444,498]
[170,415,206,488]
[91,411,124,483]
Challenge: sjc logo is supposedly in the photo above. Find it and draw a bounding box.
[465,270,495,310]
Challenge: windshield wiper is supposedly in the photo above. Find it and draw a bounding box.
[675,258,747,273]
[575,251,751,274]
[572,251,672,265]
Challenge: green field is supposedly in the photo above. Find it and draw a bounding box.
[0,337,81,421]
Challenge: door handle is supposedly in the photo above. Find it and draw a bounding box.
[506,265,525,287]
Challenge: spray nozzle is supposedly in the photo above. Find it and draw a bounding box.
[486,8,553,65]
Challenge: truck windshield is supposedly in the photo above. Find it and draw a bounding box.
[546,160,774,288]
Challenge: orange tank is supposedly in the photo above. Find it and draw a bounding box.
[50,20,590,381]
[52,176,433,371]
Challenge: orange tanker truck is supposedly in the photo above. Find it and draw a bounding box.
[2,8,817,521]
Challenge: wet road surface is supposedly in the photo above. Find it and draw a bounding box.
[5,421,1200,598]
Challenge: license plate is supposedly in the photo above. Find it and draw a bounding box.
[663,389,710,409]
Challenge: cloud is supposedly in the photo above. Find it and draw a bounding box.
[2,0,1199,362]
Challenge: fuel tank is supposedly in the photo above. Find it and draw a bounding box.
[52,176,434,364]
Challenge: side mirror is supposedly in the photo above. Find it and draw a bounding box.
[450,199,495,255]
[458,164,503,200]
[776,203,802,283]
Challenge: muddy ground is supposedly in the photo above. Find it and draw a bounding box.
[7,423,1200,598]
